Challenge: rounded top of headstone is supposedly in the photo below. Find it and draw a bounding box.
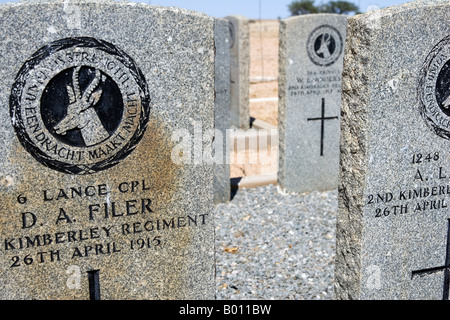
[225,15,249,22]
[283,13,348,23]
[350,0,448,23]
[13,0,213,21]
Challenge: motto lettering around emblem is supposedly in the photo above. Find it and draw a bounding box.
[10,37,151,175]
[419,35,450,140]
[307,25,343,67]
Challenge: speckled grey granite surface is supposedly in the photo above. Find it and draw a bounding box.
[225,15,250,130]
[336,0,450,300]
[214,19,231,205]
[0,0,215,300]
[278,14,347,196]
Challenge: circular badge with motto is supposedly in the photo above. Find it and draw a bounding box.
[10,37,151,174]
[307,25,343,67]
[419,35,450,140]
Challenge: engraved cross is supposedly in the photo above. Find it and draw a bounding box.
[307,98,339,157]
[411,219,450,300]
[88,270,101,300]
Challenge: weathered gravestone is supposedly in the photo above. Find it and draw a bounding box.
[214,19,231,205]
[278,14,347,194]
[335,0,450,300]
[225,15,250,130]
[0,0,215,300]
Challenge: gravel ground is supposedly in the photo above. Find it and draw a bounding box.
[214,184,337,300]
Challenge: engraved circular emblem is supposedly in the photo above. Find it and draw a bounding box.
[307,25,343,67]
[10,37,150,174]
[419,35,450,140]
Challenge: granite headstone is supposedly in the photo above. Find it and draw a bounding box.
[0,0,215,300]
[225,15,250,130]
[214,19,231,204]
[335,0,450,300]
[278,14,347,194]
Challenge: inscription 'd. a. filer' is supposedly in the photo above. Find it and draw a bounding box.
[5,179,210,268]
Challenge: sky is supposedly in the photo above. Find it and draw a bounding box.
[0,0,414,19]
[134,0,412,19]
